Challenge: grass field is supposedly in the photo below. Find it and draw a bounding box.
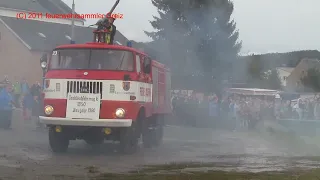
[94,163,320,180]
[92,122,320,180]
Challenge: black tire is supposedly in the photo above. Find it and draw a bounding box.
[119,122,139,154]
[142,115,164,148]
[154,125,163,146]
[49,127,69,153]
[143,124,163,148]
[142,126,154,148]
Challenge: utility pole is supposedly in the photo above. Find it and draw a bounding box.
[70,0,75,44]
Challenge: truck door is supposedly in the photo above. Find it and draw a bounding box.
[139,56,152,103]
[158,68,165,108]
[143,57,152,103]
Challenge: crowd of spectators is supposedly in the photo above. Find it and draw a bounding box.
[0,76,42,128]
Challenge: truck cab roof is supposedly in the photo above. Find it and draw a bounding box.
[54,43,169,70]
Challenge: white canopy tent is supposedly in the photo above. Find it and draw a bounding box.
[227,88,279,96]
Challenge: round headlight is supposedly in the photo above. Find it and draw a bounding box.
[44,105,54,115]
[115,108,125,118]
[40,61,47,68]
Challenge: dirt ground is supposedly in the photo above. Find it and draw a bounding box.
[1,110,320,179]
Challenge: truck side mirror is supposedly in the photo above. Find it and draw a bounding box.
[40,54,47,62]
[40,54,48,70]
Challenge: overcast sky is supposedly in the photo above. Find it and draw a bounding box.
[62,0,320,54]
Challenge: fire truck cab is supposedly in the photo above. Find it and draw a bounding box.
[39,33,172,153]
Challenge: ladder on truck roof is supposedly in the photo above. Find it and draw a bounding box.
[93,30,110,43]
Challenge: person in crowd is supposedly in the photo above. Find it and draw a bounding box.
[31,82,41,97]
[31,82,42,128]
[240,99,249,129]
[22,92,33,121]
[314,99,320,120]
[20,78,29,108]
[12,79,21,108]
[187,93,199,127]
[208,95,219,128]
[306,100,314,119]
[1,75,9,84]
[199,95,209,127]
[296,99,304,120]
[220,96,230,128]
[0,84,14,129]
[229,98,238,131]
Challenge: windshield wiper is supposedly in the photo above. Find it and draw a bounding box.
[117,53,125,70]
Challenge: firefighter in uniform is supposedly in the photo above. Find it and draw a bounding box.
[105,17,116,44]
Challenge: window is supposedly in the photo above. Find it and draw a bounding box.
[136,55,141,72]
[283,76,287,80]
[143,57,151,74]
[50,49,89,69]
[49,49,134,71]
[90,49,133,71]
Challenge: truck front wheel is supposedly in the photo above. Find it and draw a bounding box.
[119,121,139,154]
[49,127,69,153]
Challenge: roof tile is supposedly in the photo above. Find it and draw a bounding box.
[0,16,128,51]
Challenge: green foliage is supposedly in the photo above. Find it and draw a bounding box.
[300,68,320,92]
[145,0,241,91]
[241,50,320,69]
[247,55,282,90]
[263,69,282,90]
[247,55,264,80]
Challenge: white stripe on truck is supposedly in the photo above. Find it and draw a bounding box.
[43,79,152,102]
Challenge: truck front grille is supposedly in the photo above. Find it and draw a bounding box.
[67,81,102,94]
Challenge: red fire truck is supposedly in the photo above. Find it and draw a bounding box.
[39,31,172,153]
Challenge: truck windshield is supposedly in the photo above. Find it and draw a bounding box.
[49,49,134,71]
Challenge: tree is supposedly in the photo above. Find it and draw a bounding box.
[300,68,320,92]
[263,69,282,90]
[145,0,242,92]
[247,55,264,87]
[246,55,282,90]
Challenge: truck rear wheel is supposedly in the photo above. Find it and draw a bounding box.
[143,124,163,148]
[119,122,139,154]
[49,127,69,153]
[143,115,164,148]
[154,125,163,146]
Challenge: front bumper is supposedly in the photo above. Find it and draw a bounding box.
[39,116,132,127]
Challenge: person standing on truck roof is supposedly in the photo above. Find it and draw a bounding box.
[104,17,116,45]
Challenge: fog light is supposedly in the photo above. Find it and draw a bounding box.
[103,128,111,135]
[44,105,54,115]
[55,126,62,132]
[115,108,125,118]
